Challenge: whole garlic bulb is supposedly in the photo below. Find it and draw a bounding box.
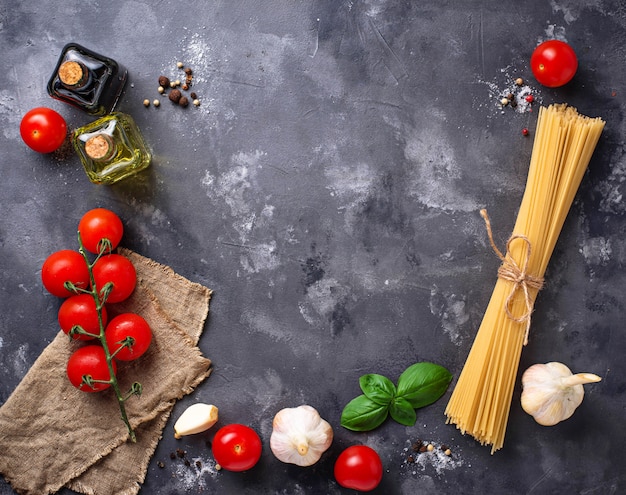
[270,405,333,466]
[521,362,601,426]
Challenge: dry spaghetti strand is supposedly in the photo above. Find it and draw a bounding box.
[445,104,604,454]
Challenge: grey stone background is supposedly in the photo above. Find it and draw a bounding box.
[1,1,624,493]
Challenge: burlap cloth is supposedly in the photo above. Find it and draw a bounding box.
[0,248,213,495]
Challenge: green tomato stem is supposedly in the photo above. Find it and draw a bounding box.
[77,232,137,443]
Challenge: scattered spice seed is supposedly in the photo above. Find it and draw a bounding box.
[170,81,177,88]
[193,99,200,107]
[190,92,197,100]
[215,463,222,471]
[426,444,434,452]
[515,77,524,86]
[182,83,189,91]
[522,127,529,136]
[175,79,181,86]
[184,459,191,467]
[184,67,193,75]
[179,96,189,108]
[158,86,165,94]
[143,99,150,107]
[177,61,184,68]
[525,94,534,103]
[169,89,182,103]
[444,448,452,456]
[169,452,176,460]
[500,97,509,106]
[176,448,186,459]
[158,75,170,87]
[153,99,160,107]
[195,460,202,468]
[157,461,165,468]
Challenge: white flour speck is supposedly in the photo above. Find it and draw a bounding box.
[429,287,469,345]
[401,440,464,476]
[173,455,218,491]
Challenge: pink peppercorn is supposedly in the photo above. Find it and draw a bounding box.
[525,95,534,103]
[522,128,529,136]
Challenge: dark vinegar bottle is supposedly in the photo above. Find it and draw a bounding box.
[47,43,128,116]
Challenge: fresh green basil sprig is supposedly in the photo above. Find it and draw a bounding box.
[340,362,453,431]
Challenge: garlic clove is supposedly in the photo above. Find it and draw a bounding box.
[173,403,219,439]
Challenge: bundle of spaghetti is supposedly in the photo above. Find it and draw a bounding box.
[445,104,604,453]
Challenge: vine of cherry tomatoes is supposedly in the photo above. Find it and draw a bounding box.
[41,208,152,393]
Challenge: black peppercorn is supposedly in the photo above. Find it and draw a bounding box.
[179,96,189,107]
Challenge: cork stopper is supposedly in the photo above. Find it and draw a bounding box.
[85,134,114,161]
[58,60,87,87]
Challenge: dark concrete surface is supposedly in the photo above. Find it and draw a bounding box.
[1,1,624,494]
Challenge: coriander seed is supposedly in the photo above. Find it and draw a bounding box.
[143,99,150,107]
[515,77,524,86]
[158,86,165,94]
[193,99,200,106]
[177,61,184,68]
[153,99,160,107]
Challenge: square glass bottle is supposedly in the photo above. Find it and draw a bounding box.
[72,113,151,185]
[47,43,128,115]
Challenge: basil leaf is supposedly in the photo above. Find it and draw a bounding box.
[389,396,417,426]
[396,362,453,409]
[359,373,396,405]
[340,394,389,431]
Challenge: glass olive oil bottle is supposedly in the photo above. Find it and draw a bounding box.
[72,113,151,185]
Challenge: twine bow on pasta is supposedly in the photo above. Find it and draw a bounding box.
[480,209,544,345]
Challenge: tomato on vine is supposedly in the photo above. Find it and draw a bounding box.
[105,313,152,361]
[20,107,67,153]
[41,249,91,298]
[58,294,107,340]
[212,424,262,472]
[92,254,136,303]
[67,345,116,392]
[78,208,124,254]
[530,40,578,88]
[334,445,383,492]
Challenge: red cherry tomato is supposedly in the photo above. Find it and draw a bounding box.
[105,313,152,361]
[20,107,67,153]
[92,254,136,303]
[334,445,383,492]
[78,208,124,254]
[58,294,107,340]
[41,249,90,298]
[212,424,262,472]
[66,345,116,392]
[530,40,578,88]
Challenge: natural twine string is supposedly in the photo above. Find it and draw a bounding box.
[480,209,544,345]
